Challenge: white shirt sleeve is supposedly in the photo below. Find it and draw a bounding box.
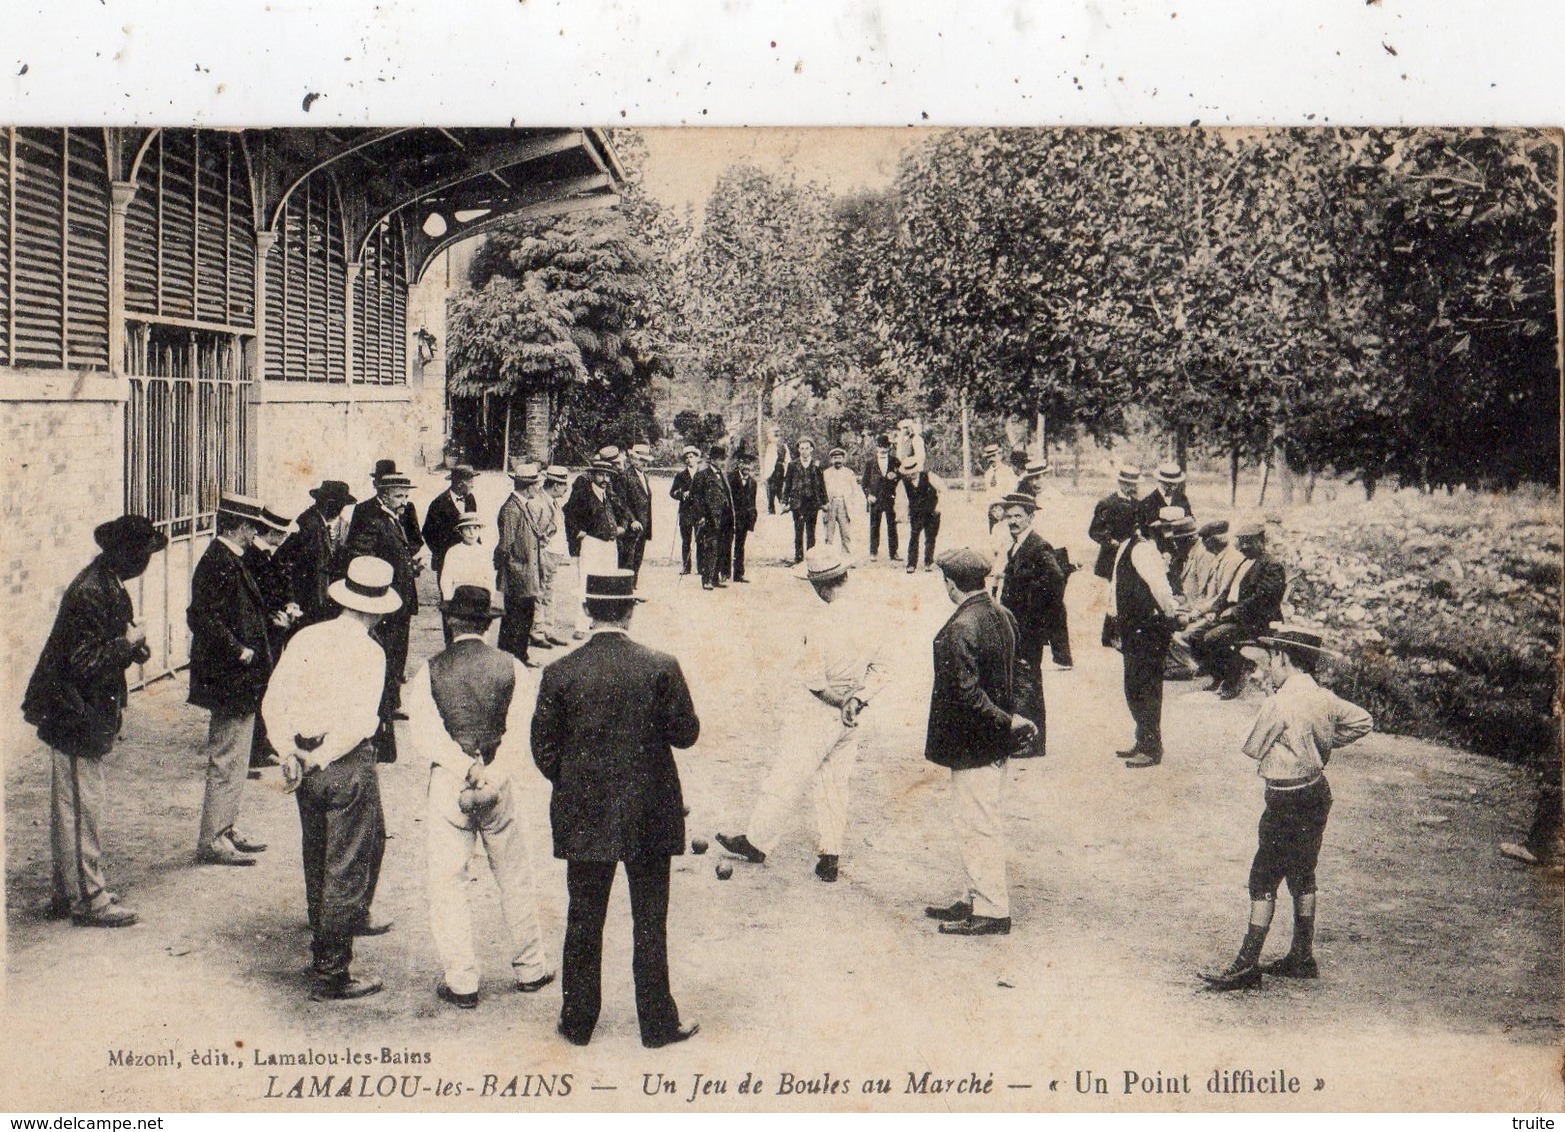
[261,620,383,771]
[1131,539,1178,618]
[489,659,540,782]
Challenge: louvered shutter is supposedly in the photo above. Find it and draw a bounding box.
[123,136,159,317]
[158,134,197,320]
[226,139,256,328]
[389,217,407,384]
[64,129,110,369]
[10,129,66,367]
[0,130,12,366]
[194,131,229,325]
[264,228,285,380]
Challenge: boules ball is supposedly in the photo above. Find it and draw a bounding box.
[691,838,709,855]
[715,862,733,880]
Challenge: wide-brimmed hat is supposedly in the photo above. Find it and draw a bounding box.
[1242,626,1339,666]
[94,514,168,556]
[801,545,849,584]
[257,505,293,534]
[934,547,991,590]
[999,491,1039,514]
[217,492,266,525]
[447,463,476,482]
[509,459,541,484]
[442,584,502,621]
[708,444,728,460]
[1156,462,1186,485]
[544,464,570,484]
[1116,465,1142,484]
[309,481,356,509]
[584,570,645,604]
[1198,519,1230,539]
[328,556,403,615]
[455,512,485,530]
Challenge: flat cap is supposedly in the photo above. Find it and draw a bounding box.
[934,547,991,589]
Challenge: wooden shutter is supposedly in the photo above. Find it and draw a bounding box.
[10,129,66,367]
[158,133,196,320]
[389,217,407,384]
[226,140,256,329]
[194,131,228,324]
[1,130,11,366]
[264,230,285,380]
[123,136,159,317]
[64,129,110,369]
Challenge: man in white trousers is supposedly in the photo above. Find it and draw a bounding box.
[406,584,555,1009]
[715,545,888,883]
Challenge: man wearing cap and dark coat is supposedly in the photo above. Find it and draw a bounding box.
[1199,628,1372,991]
[264,555,402,1001]
[763,425,790,516]
[407,585,554,1009]
[692,445,736,590]
[1186,521,1288,699]
[995,493,1065,755]
[716,545,890,882]
[421,465,479,582]
[1089,465,1141,648]
[23,515,166,927]
[189,494,276,866]
[532,466,574,646]
[669,446,701,575]
[531,570,702,1049]
[922,548,1037,937]
[276,480,356,628]
[728,450,760,583]
[346,467,422,728]
[861,435,901,562]
[783,437,827,564]
[1137,462,1194,536]
[564,457,626,634]
[1112,512,1180,768]
[495,461,545,667]
[901,457,943,573]
[619,444,655,585]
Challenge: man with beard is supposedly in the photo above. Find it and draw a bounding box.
[995,493,1065,758]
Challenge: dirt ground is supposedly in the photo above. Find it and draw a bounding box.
[3,470,1560,1112]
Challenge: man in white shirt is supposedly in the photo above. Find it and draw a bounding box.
[263,556,401,1001]
[716,546,888,883]
[407,585,554,1009]
[821,446,858,556]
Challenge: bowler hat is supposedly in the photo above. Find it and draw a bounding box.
[447,464,476,482]
[1235,519,1266,540]
[584,570,645,603]
[328,556,403,615]
[94,514,168,556]
[308,480,357,507]
[708,444,727,460]
[999,492,1039,514]
[801,545,849,584]
[442,584,502,621]
[372,459,412,487]
[934,547,991,590]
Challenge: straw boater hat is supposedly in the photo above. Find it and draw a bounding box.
[584,570,645,604]
[596,445,622,464]
[257,504,293,534]
[371,459,412,489]
[981,442,1000,458]
[308,480,356,508]
[589,454,618,472]
[455,512,485,530]
[509,459,541,484]
[999,491,1039,514]
[544,464,570,485]
[442,584,502,621]
[447,463,476,482]
[217,492,266,526]
[629,442,651,460]
[329,556,403,615]
[680,445,700,460]
[1156,462,1186,486]
[1241,626,1339,666]
[1116,464,1142,485]
[801,544,849,584]
[94,514,168,556]
[934,547,991,590]
[1155,505,1187,527]
[1024,456,1050,476]
[1165,516,1200,541]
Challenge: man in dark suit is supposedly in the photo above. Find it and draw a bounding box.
[783,437,827,564]
[1089,465,1141,648]
[619,443,655,585]
[371,459,426,558]
[421,464,478,584]
[728,450,760,583]
[763,424,789,515]
[921,548,1037,937]
[900,456,942,573]
[563,457,626,635]
[996,493,1067,758]
[692,445,736,590]
[668,446,701,575]
[189,493,275,866]
[1137,462,1194,535]
[1186,520,1288,699]
[531,569,702,1049]
[24,514,164,927]
[244,505,303,774]
[1114,517,1180,768]
[345,465,423,722]
[861,435,901,562]
[276,480,356,628]
[495,461,544,666]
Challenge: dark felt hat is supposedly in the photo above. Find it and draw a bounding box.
[584,570,645,603]
[308,480,357,507]
[442,584,503,621]
[94,514,168,556]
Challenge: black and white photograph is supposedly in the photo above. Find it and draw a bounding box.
[1,4,1561,1120]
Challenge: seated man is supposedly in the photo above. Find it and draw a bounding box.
[1185,520,1287,699]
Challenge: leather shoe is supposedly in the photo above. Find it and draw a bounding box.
[311,975,384,1001]
[1199,961,1261,991]
[72,904,139,928]
[1124,753,1162,769]
[1115,746,1142,759]
[517,972,556,994]
[814,854,839,883]
[437,983,478,1009]
[938,915,1011,936]
[924,900,972,922]
[547,635,572,647]
[715,832,766,864]
[642,1021,700,1049]
[556,1021,592,1047]
[355,914,394,937]
[701,582,713,591]
[1260,954,1319,979]
[197,843,256,867]
[228,832,267,853]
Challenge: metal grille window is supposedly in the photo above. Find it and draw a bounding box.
[124,321,253,684]
[123,129,256,331]
[0,127,112,370]
[353,214,408,385]
[264,171,347,382]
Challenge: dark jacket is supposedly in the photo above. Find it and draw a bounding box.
[275,506,337,626]
[422,489,477,576]
[1088,492,1138,579]
[861,452,900,513]
[669,468,699,525]
[345,498,420,616]
[531,631,701,861]
[1215,553,1287,632]
[783,459,827,513]
[187,539,274,715]
[562,475,621,556]
[903,471,940,521]
[495,492,541,603]
[22,557,147,758]
[924,592,1018,771]
[243,545,293,656]
[620,465,654,541]
[1136,485,1193,535]
[999,530,1067,663]
[691,464,735,531]
[729,469,759,533]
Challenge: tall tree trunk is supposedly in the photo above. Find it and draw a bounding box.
[1274,436,1295,504]
[1229,448,1240,507]
[756,378,765,464]
[1175,425,1190,469]
[961,390,972,498]
[523,389,550,462]
[1257,457,1271,505]
[1071,440,1081,490]
[501,400,513,469]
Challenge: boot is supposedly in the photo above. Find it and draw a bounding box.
[1263,905,1319,978]
[814,854,839,883]
[1200,918,1270,991]
[715,832,766,864]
